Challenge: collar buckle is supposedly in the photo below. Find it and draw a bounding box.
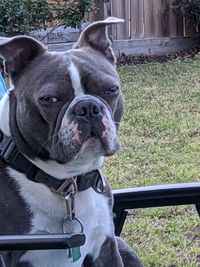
[92,170,106,194]
[0,136,19,163]
[52,177,78,198]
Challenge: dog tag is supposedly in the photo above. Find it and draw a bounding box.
[62,217,83,234]
[67,246,81,263]
[63,217,83,263]
[71,247,81,262]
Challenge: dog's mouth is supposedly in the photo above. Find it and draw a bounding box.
[82,129,119,156]
[51,116,119,164]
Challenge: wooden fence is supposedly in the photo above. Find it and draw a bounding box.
[104,0,197,40]
[35,0,199,56]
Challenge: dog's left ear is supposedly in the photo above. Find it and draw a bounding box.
[0,36,45,79]
[74,17,124,65]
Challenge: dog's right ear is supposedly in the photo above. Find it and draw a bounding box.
[74,17,124,65]
[0,36,45,79]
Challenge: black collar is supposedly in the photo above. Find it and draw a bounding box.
[0,130,105,194]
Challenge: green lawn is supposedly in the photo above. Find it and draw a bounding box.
[104,59,200,267]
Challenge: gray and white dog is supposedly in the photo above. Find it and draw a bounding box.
[0,18,143,267]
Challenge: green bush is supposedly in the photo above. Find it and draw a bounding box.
[0,0,93,37]
[0,0,53,36]
[51,0,93,29]
[172,0,200,29]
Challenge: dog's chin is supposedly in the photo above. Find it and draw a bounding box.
[51,136,120,164]
[76,136,120,158]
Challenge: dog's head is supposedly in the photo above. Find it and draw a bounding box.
[0,18,124,177]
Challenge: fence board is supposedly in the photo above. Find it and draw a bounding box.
[125,0,130,39]
[104,1,111,18]
[108,0,194,40]
[168,0,178,37]
[143,0,168,38]
[111,0,126,39]
[160,0,169,37]
[143,0,155,38]
[130,0,144,38]
[111,0,117,40]
[153,0,163,37]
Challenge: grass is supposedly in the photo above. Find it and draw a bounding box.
[103,59,200,266]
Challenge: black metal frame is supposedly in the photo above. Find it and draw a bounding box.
[0,182,199,266]
[113,182,200,235]
[0,234,85,251]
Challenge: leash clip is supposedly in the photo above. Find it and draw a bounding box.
[52,177,78,198]
[52,177,78,219]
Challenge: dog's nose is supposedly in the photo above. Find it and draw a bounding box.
[73,100,102,119]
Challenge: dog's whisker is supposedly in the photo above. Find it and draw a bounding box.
[36,133,58,156]
[113,121,120,125]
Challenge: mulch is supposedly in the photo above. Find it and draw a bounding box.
[117,43,200,66]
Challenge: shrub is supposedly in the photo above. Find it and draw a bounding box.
[51,0,93,29]
[0,0,93,37]
[0,0,53,36]
[172,0,200,29]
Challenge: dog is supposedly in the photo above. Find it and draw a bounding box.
[0,17,143,267]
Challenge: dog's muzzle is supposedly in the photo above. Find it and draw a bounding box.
[51,96,119,163]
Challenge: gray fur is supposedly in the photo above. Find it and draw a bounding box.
[117,238,144,267]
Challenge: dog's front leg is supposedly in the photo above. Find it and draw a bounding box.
[84,236,124,267]
[117,237,144,267]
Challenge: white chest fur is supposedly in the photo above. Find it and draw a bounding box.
[8,167,113,267]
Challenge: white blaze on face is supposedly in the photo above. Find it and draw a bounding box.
[68,61,84,97]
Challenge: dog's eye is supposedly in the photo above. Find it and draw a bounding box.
[105,86,119,96]
[40,96,58,103]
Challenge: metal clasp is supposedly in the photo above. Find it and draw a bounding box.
[92,171,106,194]
[52,177,78,219]
[52,177,78,198]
